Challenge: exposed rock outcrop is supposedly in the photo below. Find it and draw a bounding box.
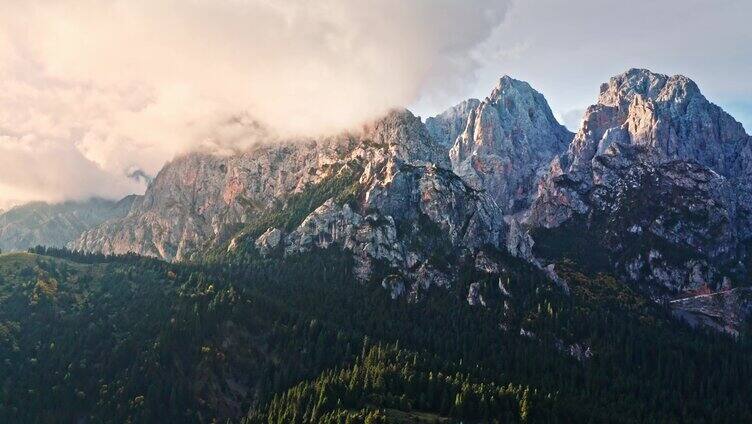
[67,68,752,332]
[425,98,480,148]
[254,227,283,255]
[671,288,752,336]
[467,282,486,306]
[72,107,507,300]
[440,76,573,214]
[264,110,507,297]
[73,139,352,260]
[527,69,752,295]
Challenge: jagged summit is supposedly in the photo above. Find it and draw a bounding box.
[528,68,752,295]
[489,75,541,101]
[361,108,449,168]
[435,75,573,214]
[73,140,351,261]
[597,68,703,107]
[562,68,751,182]
[425,99,480,147]
[72,106,489,265]
[68,68,752,314]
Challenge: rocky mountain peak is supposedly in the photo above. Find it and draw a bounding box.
[361,108,448,168]
[596,68,702,107]
[237,108,509,298]
[482,76,563,132]
[563,68,750,183]
[73,140,350,261]
[425,98,480,147]
[489,75,540,102]
[529,68,752,295]
[54,66,752,335]
[442,75,572,214]
[72,108,458,263]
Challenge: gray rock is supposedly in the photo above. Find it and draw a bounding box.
[519,328,536,339]
[498,277,511,297]
[506,216,536,263]
[64,67,752,334]
[544,264,570,293]
[443,76,573,214]
[284,199,405,272]
[467,282,486,306]
[73,137,355,260]
[381,275,406,300]
[279,109,506,295]
[254,227,283,254]
[474,251,500,274]
[569,343,594,362]
[425,98,480,148]
[528,69,752,294]
[670,288,752,336]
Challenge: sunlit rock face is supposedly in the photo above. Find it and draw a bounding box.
[73,109,507,300]
[73,75,569,283]
[425,98,480,148]
[528,69,752,295]
[261,109,507,299]
[437,76,573,215]
[73,140,351,261]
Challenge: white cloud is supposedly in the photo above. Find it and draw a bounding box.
[0,0,510,206]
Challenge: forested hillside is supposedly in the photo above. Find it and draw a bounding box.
[1,247,750,423]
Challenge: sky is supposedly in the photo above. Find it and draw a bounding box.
[0,0,750,209]
[410,0,752,131]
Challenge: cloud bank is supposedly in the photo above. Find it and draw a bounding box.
[0,0,509,207]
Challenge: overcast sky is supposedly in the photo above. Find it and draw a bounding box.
[1,0,750,208]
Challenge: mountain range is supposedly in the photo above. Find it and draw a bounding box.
[2,68,752,422]
[16,68,746,331]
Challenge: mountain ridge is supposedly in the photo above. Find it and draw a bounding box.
[0,196,136,252]
[18,67,752,332]
[527,68,752,299]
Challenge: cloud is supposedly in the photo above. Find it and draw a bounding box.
[0,0,510,206]
[0,135,141,209]
[558,109,586,133]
